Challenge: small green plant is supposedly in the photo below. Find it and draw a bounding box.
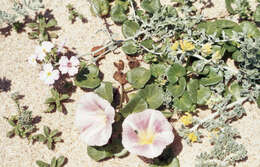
[45,88,70,113]
[4,92,36,139]
[32,126,62,150]
[66,4,87,23]
[27,13,58,41]
[36,156,66,167]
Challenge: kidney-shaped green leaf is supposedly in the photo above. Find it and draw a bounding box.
[95,82,113,103]
[167,77,186,97]
[122,40,138,55]
[121,94,148,117]
[122,20,140,38]
[139,84,164,109]
[127,67,151,89]
[167,63,186,84]
[197,85,211,105]
[141,0,161,14]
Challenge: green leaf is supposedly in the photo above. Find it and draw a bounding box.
[141,39,154,50]
[91,0,110,17]
[56,156,66,167]
[36,160,49,167]
[151,63,166,78]
[139,84,164,109]
[141,0,161,14]
[240,21,260,38]
[75,64,101,89]
[127,67,151,89]
[87,147,111,161]
[27,23,38,29]
[150,146,180,167]
[161,111,173,119]
[95,82,113,103]
[60,94,70,101]
[50,157,57,167]
[254,5,260,22]
[121,94,148,117]
[7,119,16,127]
[50,129,59,137]
[44,126,50,136]
[7,130,15,138]
[167,63,186,84]
[187,79,199,103]
[45,97,56,104]
[122,40,138,55]
[200,67,223,86]
[232,50,244,62]
[122,20,140,38]
[229,82,241,100]
[167,77,186,97]
[111,4,128,23]
[174,91,194,112]
[46,19,57,28]
[197,85,211,105]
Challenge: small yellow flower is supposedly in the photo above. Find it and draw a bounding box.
[180,113,193,126]
[180,40,195,52]
[188,132,197,142]
[171,41,179,51]
[201,43,212,55]
[212,50,222,63]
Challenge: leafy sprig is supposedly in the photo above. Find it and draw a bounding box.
[36,156,66,167]
[32,126,62,150]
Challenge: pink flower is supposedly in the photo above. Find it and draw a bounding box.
[75,92,115,146]
[122,109,174,158]
[58,56,80,76]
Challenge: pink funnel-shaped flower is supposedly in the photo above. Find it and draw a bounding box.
[122,109,174,158]
[75,92,115,146]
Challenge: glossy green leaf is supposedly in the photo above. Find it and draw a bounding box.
[87,138,124,161]
[75,64,101,89]
[174,91,194,111]
[167,63,186,84]
[122,40,138,55]
[150,147,180,167]
[127,67,151,89]
[111,4,128,23]
[141,39,154,50]
[122,20,140,38]
[151,63,166,78]
[167,77,186,97]
[197,85,211,105]
[139,84,164,109]
[90,0,110,17]
[187,79,199,103]
[200,68,223,86]
[121,94,148,117]
[141,0,161,13]
[95,82,113,103]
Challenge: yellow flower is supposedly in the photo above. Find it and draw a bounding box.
[180,40,195,52]
[212,50,222,63]
[171,41,179,51]
[201,43,212,55]
[188,132,197,142]
[180,113,193,126]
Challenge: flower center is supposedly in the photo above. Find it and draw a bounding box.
[47,72,52,76]
[67,62,72,68]
[138,130,155,145]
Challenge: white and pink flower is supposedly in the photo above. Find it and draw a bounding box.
[39,64,59,85]
[35,41,54,61]
[58,56,79,76]
[122,109,174,158]
[75,92,115,146]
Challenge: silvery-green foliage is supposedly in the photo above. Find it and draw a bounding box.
[195,127,247,167]
[0,0,43,26]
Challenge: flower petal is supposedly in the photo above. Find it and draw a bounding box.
[122,109,174,158]
[43,64,53,72]
[68,67,78,76]
[59,56,69,66]
[70,56,80,66]
[41,41,54,52]
[52,70,60,80]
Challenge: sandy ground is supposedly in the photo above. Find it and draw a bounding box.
[0,0,260,167]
